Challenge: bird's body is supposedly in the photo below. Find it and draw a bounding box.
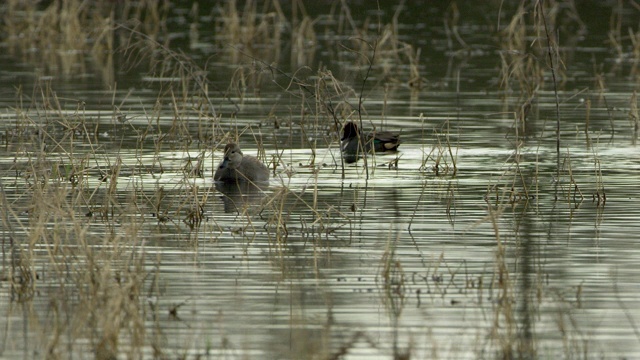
[214,143,269,183]
[340,122,400,163]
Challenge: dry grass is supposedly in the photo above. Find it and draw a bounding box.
[0,1,414,354]
[2,1,636,359]
[1,0,167,86]
[4,146,148,359]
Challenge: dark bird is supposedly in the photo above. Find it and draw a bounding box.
[340,122,400,163]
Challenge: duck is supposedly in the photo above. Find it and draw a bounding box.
[340,122,400,163]
[214,143,269,183]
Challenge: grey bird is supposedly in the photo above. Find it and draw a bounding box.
[214,143,269,183]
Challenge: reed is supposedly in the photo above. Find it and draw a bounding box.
[4,140,148,359]
[215,0,286,67]
[0,58,226,356]
[290,1,317,69]
[419,116,458,177]
[1,0,167,85]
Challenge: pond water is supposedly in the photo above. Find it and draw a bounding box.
[1,1,640,359]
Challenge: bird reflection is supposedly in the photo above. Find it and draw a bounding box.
[215,181,267,213]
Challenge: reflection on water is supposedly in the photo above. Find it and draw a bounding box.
[215,181,269,213]
[1,1,640,359]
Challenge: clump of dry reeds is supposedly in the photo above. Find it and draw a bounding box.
[419,116,458,177]
[3,122,149,359]
[0,74,231,357]
[0,1,488,359]
[1,0,168,86]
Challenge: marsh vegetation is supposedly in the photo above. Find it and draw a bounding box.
[1,0,639,359]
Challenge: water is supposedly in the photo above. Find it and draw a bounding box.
[1,1,639,359]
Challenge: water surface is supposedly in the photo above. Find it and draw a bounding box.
[1,1,639,359]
